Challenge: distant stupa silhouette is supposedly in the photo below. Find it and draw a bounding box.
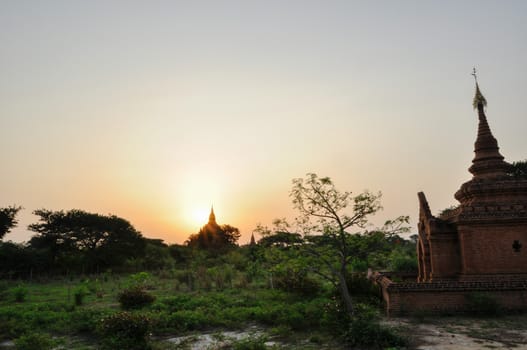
[208,206,216,224]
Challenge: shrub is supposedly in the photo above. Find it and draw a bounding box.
[126,271,153,289]
[1,322,26,339]
[83,278,101,294]
[345,316,407,349]
[346,273,379,296]
[388,250,418,273]
[343,304,407,348]
[97,312,151,350]
[272,265,320,296]
[230,335,269,350]
[14,333,57,350]
[74,286,88,306]
[160,309,211,331]
[69,309,108,333]
[465,292,502,316]
[118,287,155,310]
[12,285,28,303]
[320,293,352,334]
[0,281,9,301]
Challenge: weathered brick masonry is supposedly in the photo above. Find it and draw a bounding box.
[374,82,527,316]
[373,272,527,316]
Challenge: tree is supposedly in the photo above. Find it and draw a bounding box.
[0,241,34,278]
[508,159,527,179]
[0,206,22,240]
[258,231,303,248]
[28,209,146,273]
[141,239,173,270]
[288,173,408,316]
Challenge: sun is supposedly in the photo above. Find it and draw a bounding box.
[189,207,210,227]
[172,169,225,232]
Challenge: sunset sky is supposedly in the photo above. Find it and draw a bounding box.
[2,1,527,244]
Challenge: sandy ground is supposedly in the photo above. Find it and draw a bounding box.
[158,317,527,349]
[389,316,527,350]
[2,317,527,349]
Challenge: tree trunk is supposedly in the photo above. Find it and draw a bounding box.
[338,272,354,317]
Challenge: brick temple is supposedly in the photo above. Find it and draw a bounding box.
[373,81,527,315]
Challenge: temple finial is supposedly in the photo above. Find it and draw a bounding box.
[467,71,510,179]
[472,68,487,110]
[209,205,216,223]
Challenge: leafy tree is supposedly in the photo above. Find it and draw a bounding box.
[0,206,22,240]
[256,221,303,248]
[28,209,146,273]
[508,159,527,179]
[286,173,409,316]
[168,243,192,265]
[0,241,36,278]
[141,239,173,270]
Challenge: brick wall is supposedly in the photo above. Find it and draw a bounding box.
[389,289,527,316]
[372,273,527,316]
[459,223,527,275]
[429,233,460,279]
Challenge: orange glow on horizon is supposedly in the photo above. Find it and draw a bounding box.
[186,207,210,229]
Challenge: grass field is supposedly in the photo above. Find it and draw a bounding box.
[0,272,352,349]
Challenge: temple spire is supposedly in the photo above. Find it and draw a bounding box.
[208,206,216,224]
[472,68,487,111]
[468,71,510,179]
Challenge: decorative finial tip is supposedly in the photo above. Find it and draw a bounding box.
[472,68,487,110]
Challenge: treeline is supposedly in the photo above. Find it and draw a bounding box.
[0,206,417,282]
[0,204,254,278]
[0,208,154,277]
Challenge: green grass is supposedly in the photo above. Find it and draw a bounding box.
[0,273,348,349]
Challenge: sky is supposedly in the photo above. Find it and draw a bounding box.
[1,1,527,244]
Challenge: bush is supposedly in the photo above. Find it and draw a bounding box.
[12,285,28,303]
[14,332,57,350]
[0,281,9,301]
[345,317,407,348]
[346,273,378,296]
[318,291,353,334]
[126,271,153,289]
[272,266,320,296]
[118,287,155,310]
[69,308,108,333]
[388,249,418,273]
[344,304,407,348]
[83,278,101,294]
[97,312,151,350]
[74,286,88,306]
